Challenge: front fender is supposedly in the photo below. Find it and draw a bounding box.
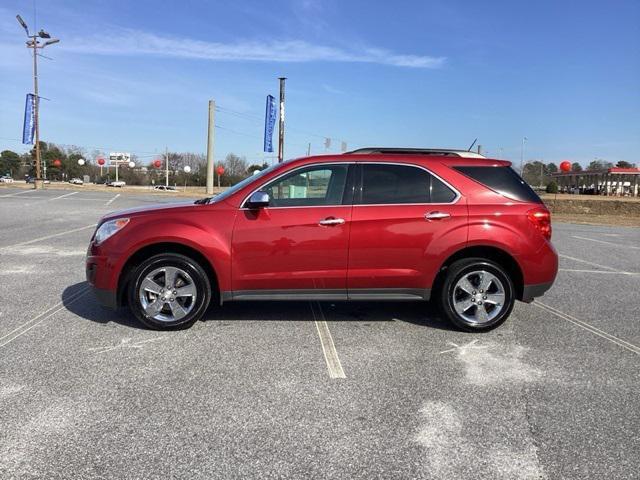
[103,208,235,291]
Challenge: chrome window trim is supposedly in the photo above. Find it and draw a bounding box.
[240,161,461,210]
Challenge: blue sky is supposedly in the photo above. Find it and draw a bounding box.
[0,0,638,166]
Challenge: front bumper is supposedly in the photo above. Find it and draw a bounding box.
[91,286,119,309]
[86,252,119,309]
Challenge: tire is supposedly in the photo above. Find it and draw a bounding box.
[437,258,515,332]
[128,253,211,330]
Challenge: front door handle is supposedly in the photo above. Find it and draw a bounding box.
[319,217,345,226]
[424,211,451,221]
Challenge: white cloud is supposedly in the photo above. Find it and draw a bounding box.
[61,29,445,69]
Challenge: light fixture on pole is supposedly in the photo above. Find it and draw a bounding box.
[183,165,191,191]
[16,14,60,190]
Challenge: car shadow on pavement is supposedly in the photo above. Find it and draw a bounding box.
[63,282,455,331]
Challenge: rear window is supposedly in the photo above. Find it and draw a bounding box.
[453,166,542,203]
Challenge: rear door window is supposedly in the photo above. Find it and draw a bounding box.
[454,166,542,203]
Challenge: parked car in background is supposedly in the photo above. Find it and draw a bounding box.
[25,177,50,184]
[107,180,126,188]
[0,175,14,183]
[153,185,178,192]
[69,178,84,185]
[87,148,558,332]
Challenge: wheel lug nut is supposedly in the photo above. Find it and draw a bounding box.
[173,290,177,295]
[472,291,476,295]
[483,296,487,299]
[161,297,166,301]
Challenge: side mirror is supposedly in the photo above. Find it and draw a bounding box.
[246,190,270,209]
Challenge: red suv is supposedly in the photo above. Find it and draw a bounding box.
[86,148,557,332]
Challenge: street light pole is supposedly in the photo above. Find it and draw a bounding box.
[16,14,59,189]
[16,15,60,188]
[519,137,527,175]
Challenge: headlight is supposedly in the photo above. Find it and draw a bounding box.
[94,218,130,245]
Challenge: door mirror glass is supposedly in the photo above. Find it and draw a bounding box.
[246,190,270,208]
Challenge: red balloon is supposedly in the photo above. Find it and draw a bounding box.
[97,158,105,166]
[52,159,62,168]
[153,159,162,168]
[560,161,571,172]
[216,166,225,176]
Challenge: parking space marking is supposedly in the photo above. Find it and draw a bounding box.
[0,287,89,348]
[0,189,36,198]
[51,191,78,200]
[106,194,120,205]
[533,301,640,355]
[309,302,346,379]
[558,254,618,272]
[572,235,640,250]
[88,337,165,354]
[558,268,640,276]
[0,224,96,251]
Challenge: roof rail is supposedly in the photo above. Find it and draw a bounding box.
[345,147,486,158]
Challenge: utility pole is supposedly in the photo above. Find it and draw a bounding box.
[277,77,286,163]
[206,100,215,194]
[16,14,59,189]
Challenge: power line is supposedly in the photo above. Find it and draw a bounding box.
[214,103,355,148]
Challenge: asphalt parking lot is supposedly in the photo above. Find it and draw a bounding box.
[1,186,638,479]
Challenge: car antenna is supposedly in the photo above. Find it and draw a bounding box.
[467,138,478,152]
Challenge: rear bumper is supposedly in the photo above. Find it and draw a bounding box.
[521,281,553,303]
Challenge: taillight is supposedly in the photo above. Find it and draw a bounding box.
[527,208,552,240]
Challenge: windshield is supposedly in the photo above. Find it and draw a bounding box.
[196,162,283,204]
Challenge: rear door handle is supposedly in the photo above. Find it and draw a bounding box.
[319,217,345,226]
[424,211,451,221]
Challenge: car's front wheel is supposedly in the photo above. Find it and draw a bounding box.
[438,258,515,332]
[128,253,211,330]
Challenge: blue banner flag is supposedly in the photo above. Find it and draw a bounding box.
[22,93,37,145]
[264,94,276,153]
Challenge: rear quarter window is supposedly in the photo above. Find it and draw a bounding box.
[453,166,542,203]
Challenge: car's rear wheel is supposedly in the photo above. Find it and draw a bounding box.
[438,258,515,332]
[128,253,211,330]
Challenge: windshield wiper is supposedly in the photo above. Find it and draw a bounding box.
[194,197,213,204]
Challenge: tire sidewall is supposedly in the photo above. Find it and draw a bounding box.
[441,259,515,332]
[129,253,211,330]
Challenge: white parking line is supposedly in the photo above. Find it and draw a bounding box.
[0,224,95,251]
[51,191,78,200]
[106,194,120,206]
[533,301,640,355]
[559,254,618,272]
[0,287,89,348]
[309,302,346,379]
[0,189,36,198]
[558,268,640,276]
[572,235,640,250]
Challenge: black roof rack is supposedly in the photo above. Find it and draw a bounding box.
[345,147,482,157]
